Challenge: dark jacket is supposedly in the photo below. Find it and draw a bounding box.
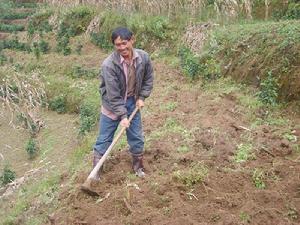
[100,49,154,119]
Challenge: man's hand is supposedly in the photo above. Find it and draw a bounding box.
[136,99,144,109]
[120,118,130,128]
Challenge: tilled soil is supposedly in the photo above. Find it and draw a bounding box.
[50,62,300,225]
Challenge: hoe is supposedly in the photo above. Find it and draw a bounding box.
[81,107,139,196]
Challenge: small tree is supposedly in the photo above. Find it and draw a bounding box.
[0,165,16,186]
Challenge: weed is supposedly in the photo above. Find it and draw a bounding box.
[69,65,98,79]
[160,101,177,112]
[90,32,113,50]
[234,143,254,163]
[0,52,7,65]
[240,211,251,223]
[25,138,39,159]
[39,40,50,54]
[75,42,83,55]
[258,71,279,106]
[79,102,98,135]
[177,145,190,153]
[287,206,299,220]
[0,23,25,32]
[178,46,201,80]
[252,168,266,189]
[33,42,41,60]
[49,95,66,113]
[283,133,297,142]
[0,164,16,186]
[173,162,208,186]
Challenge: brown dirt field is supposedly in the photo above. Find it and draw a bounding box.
[48,61,300,225]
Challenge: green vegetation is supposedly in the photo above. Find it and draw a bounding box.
[25,138,39,159]
[68,65,98,79]
[258,71,279,106]
[173,162,208,186]
[0,23,25,32]
[79,101,99,135]
[49,95,66,113]
[252,168,266,189]
[234,143,254,163]
[0,164,16,186]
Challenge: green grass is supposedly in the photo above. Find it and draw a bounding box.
[234,143,254,163]
[173,162,208,187]
[1,173,60,224]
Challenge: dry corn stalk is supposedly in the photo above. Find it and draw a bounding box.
[0,66,46,136]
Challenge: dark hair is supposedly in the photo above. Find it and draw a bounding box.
[111,27,133,44]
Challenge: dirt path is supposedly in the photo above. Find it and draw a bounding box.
[50,61,300,225]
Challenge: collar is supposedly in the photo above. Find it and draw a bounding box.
[120,49,139,65]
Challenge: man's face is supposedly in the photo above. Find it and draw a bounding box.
[114,36,134,59]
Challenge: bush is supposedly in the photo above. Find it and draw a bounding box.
[27,10,53,37]
[0,165,16,186]
[178,46,201,80]
[273,2,300,20]
[59,5,94,37]
[25,138,38,159]
[32,42,41,59]
[79,102,98,135]
[258,71,279,106]
[39,40,50,54]
[49,95,66,113]
[0,52,7,65]
[90,32,113,50]
[69,65,98,79]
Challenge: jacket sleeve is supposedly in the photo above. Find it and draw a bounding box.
[139,54,154,101]
[101,65,127,119]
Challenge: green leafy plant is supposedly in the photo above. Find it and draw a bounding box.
[258,71,279,106]
[49,95,66,113]
[90,32,113,50]
[32,42,41,59]
[75,42,83,55]
[79,102,98,135]
[0,165,16,186]
[240,211,251,223]
[0,23,25,32]
[234,143,254,163]
[25,138,39,159]
[252,168,266,189]
[39,40,50,54]
[69,65,98,79]
[173,163,208,186]
[178,46,201,80]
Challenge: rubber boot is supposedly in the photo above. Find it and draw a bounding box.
[132,154,145,178]
[93,150,103,180]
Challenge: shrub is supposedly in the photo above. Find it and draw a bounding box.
[59,5,94,37]
[0,165,16,186]
[258,71,279,106]
[273,1,300,20]
[27,10,53,37]
[32,42,41,59]
[178,46,201,80]
[49,95,66,113]
[69,65,98,79]
[75,42,83,55]
[90,32,113,50]
[25,138,38,159]
[0,52,7,65]
[39,40,50,54]
[0,11,34,20]
[79,102,98,135]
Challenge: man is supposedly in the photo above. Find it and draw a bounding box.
[93,27,154,179]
